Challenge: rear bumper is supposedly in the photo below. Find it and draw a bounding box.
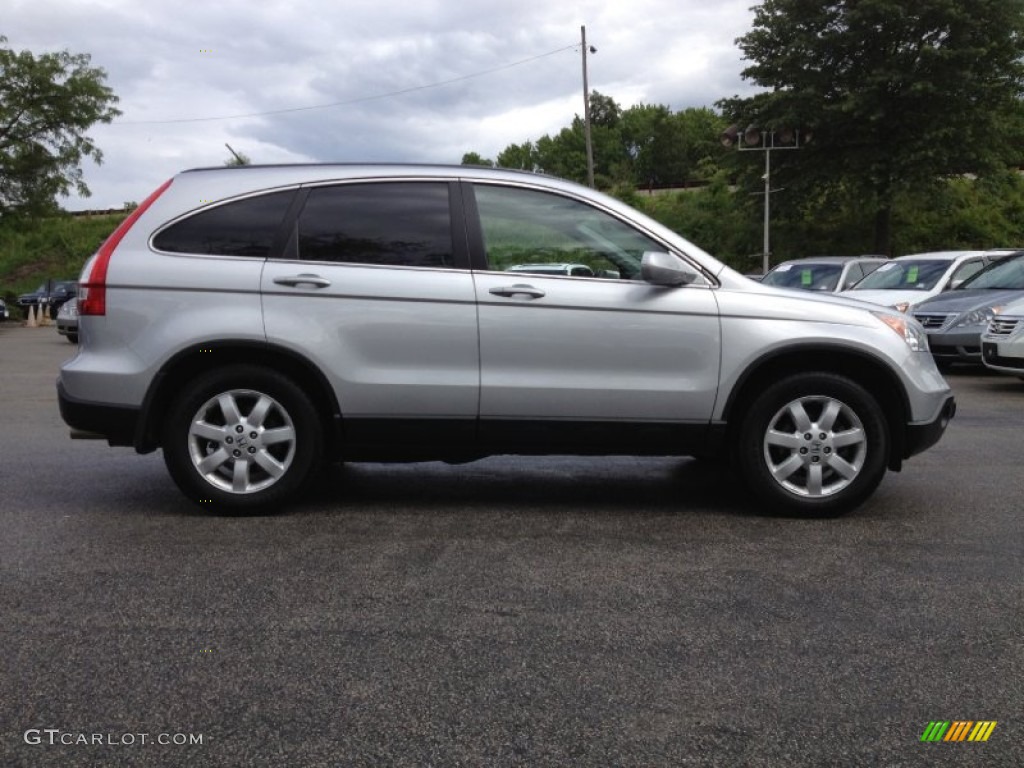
[904,395,956,459]
[57,378,140,447]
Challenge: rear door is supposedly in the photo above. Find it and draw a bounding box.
[465,181,721,453]
[261,180,479,447]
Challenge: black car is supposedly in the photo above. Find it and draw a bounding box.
[17,280,78,319]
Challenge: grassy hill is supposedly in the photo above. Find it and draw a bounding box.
[0,213,127,317]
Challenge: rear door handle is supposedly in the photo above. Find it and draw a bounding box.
[273,274,331,288]
[489,284,546,299]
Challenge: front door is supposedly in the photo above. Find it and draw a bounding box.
[466,182,721,454]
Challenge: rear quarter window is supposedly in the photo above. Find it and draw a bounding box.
[152,190,296,257]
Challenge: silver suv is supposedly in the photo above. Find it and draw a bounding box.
[58,164,955,517]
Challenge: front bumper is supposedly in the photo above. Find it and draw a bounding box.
[981,341,1024,372]
[904,395,956,458]
[926,329,983,362]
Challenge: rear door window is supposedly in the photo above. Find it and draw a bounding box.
[295,182,455,268]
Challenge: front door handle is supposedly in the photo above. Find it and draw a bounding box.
[489,284,546,299]
[273,274,331,288]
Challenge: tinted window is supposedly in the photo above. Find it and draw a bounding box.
[296,183,453,268]
[472,184,661,280]
[153,190,295,257]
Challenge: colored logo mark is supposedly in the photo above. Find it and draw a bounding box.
[921,721,997,742]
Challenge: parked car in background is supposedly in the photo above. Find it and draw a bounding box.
[56,297,79,343]
[761,256,887,293]
[0,298,9,321]
[912,251,1024,366]
[981,295,1024,379]
[839,250,1013,312]
[58,163,955,518]
[17,279,78,319]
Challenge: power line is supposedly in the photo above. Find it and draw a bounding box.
[116,43,580,125]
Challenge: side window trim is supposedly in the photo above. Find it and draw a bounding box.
[458,181,488,271]
[446,181,472,271]
[273,187,309,261]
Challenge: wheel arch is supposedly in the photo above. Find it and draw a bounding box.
[135,341,342,455]
[722,345,910,471]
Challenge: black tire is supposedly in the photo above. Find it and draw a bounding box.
[162,365,323,514]
[67,333,78,344]
[736,373,889,517]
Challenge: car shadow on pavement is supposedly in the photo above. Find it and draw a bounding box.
[297,456,757,519]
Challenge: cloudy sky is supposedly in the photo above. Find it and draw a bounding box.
[6,0,761,210]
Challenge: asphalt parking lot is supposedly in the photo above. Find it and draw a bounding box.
[1,322,1022,767]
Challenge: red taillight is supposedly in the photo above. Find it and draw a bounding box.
[79,178,174,316]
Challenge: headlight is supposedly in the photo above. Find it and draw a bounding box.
[892,301,911,313]
[872,311,929,352]
[953,305,1002,328]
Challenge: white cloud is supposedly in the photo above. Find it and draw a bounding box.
[4,0,758,209]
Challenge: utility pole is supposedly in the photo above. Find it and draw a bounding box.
[720,126,807,275]
[581,25,595,189]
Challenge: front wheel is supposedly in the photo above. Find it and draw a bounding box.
[737,373,889,517]
[162,366,323,513]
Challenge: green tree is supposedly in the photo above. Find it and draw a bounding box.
[718,0,1024,254]
[673,108,731,183]
[620,105,729,189]
[495,142,536,170]
[460,151,493,167]
[528,92,627,186]
[0,37,121,217]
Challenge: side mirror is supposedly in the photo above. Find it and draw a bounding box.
[640,251,699,286]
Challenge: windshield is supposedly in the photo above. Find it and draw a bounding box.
[851,259,949,291]
[960,254,1024,289]
[762,263,843,291]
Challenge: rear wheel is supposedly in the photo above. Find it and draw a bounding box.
[737,373,889,517]
[162,366,323,513]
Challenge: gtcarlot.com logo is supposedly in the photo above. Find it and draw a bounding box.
[921,721,997,743]
[24,729,204,747]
